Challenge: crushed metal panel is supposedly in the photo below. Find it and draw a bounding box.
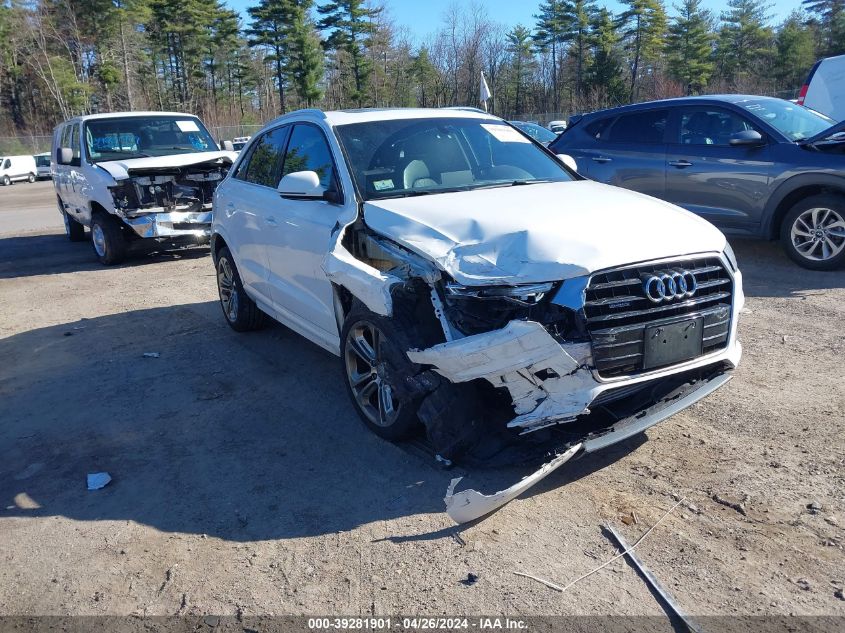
[321,223,402,317]
[407,320,580,381]
[444,443,582,523]
[407,320,596,431]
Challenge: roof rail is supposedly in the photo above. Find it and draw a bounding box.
[441,106,489,114]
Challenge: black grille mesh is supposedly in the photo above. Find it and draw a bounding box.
[584,256,733,378]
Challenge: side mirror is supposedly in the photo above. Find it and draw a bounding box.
[277,170,325,199]
[729,130,764,147]
[58,147,73,165]
[221,140,234,151]
[556,153,578,172]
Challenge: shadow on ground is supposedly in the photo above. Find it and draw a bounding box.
[0,302,632,542]
[0,231,210,280]
[729,238,845,299]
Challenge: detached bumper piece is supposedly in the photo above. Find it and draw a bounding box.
[443,364,732,523]
[122,209,213,239]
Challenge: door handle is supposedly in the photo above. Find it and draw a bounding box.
[669,160,693,168]
[592,156,612,163]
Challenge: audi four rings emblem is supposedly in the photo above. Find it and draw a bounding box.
[642,270,698,303]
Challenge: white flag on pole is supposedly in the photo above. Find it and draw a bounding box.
[480,71,491,111]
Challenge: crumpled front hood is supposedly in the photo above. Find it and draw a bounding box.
[363,180,727,285]
[97,151,237,180]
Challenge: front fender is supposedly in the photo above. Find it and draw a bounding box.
[762,173,845,238]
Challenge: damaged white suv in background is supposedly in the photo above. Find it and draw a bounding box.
[212,108,744,515]
[52,112,237,264]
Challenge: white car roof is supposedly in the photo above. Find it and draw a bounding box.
[60,111,202,124]
[264,107,499,129]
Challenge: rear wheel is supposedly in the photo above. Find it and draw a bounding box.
[27,173,35,183]
[90,213,127,265]
[216,246,265,331]
[781,194,845,270]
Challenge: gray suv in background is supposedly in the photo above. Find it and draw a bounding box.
[550,95,845,270]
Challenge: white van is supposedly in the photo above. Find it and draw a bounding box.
[0,155,37,185]
[34,152,52,179]
[799,54,845,122]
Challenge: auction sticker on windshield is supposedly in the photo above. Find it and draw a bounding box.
[176,120,200,132]
[481,124,531,143]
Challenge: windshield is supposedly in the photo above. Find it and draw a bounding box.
[738,98,834,142]
[83,116,218,162]
[334,117,572,200]
[510,121,557,143]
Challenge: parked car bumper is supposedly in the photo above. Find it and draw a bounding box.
[122,209,213,239]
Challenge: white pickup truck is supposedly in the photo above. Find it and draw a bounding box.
[52,112,237,264]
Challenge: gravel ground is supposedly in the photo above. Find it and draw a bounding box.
[0,181,844,620]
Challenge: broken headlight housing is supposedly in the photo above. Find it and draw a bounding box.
[440,280,585,339]
[444,281,554,306]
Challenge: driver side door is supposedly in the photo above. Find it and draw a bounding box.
[664,106,773,232]
[265,123,346,341]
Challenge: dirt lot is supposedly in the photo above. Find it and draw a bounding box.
[1,180,844,620]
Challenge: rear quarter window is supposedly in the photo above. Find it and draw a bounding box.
[585,118,614,140]
[607,110,669,144]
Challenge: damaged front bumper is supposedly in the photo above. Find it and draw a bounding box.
[408,317,742,439]
[122,209,213,239]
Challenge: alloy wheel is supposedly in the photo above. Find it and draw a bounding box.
[790,207,845,262]
[344,321,401,428]
[217,257,239,322]
[92,223,106,257]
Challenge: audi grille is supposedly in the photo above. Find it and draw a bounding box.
[583,256,733,378]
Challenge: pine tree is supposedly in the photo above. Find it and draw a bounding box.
[802,0,845,56]
[246,0,293,114]
[533,0,567,112]
[288,1,324,106]
[588,8,627,107]
[774,11,816,91]
[619,0,668,101]
[317,0,380,106]
[666,0,715,94]
[507,24,533,114]
[716,0,773,87]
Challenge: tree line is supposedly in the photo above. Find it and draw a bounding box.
[0,0,843,138]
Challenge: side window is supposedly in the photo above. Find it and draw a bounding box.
[69,125,81,165]
[678,108,757,146]
[2,159,10,169]
[235,126,289,187]
[57,125,71,161]
[608,110,669,144]
[585,117,614,140]
[281,124,336,189]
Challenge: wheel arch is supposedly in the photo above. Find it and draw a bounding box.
[765,175,845,240]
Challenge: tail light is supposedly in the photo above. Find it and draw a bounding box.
[797,84,808,106]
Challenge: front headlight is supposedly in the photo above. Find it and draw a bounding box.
[444,281,554,305]
[723,242,739,272]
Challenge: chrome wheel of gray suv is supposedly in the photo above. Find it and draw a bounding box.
[782,194,845,270]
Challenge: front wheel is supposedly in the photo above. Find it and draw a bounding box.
[63,210,86,242]
[781,194,845,270]
[340,304,423,441]
[1,175,9,186]
[90,214,127,265]
[215,246,265,331]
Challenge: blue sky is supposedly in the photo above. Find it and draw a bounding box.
[227,0,801,40]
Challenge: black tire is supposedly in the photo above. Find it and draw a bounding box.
[63,211,86,242]
[340,301,428,441]
[1,175,9,186]
[215,246,266,331]
[780,193,845,270]
[90,213,127,265]
[27,173,35,183]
